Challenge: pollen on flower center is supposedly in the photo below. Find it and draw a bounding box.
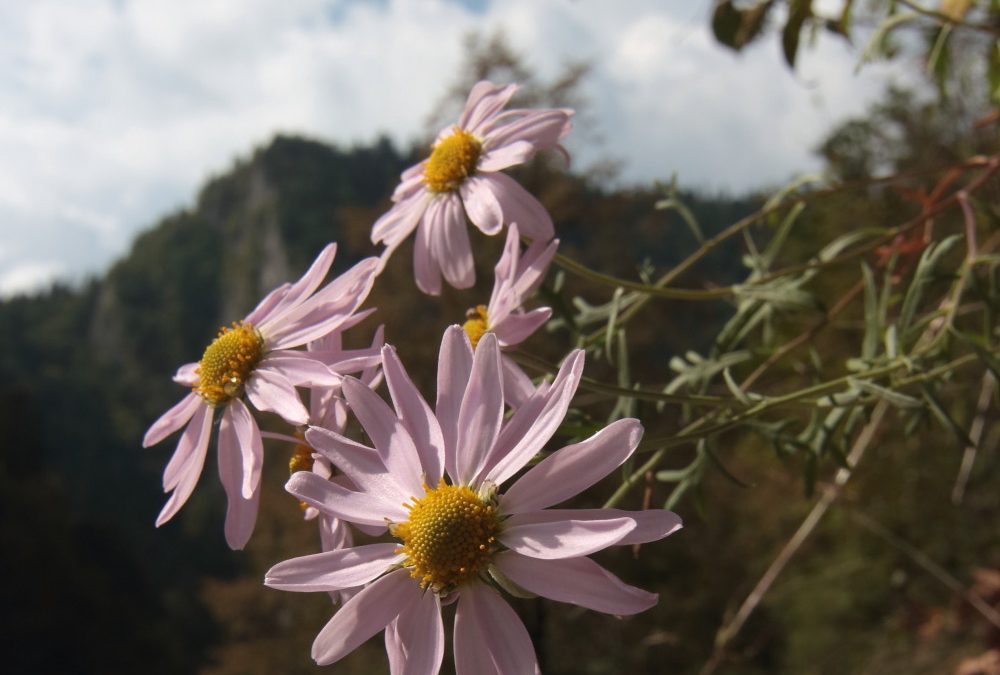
[423,129,482,193]
[194,321,264,406]
[288,442,315,475]
[391,479,500,592]
[462,305,489,349]
[289,440,315,512]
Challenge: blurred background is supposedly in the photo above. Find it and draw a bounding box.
[1,1,999,673]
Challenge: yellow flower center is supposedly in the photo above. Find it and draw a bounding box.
[194,321,264,406]
[423,129,482,193]
[462,305,489,349]
[289,440,316,512]
[391,479,500,592]
[289,442,314,475]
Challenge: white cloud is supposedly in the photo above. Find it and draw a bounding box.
[0,261,66,298]
[0,0,908,295]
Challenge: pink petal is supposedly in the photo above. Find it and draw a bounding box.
[343,377,424,498]
[217,406,261,550]
[482,109,573,155]
[493,552,658,615]
[481,350,584,486]
[223,398,261,499]
[265,243,338,320]
[414,217,442,296]
[244,282,291,325]
[432,192,475,289]
[156,405,213,527]
[456,584,538,674]
[144,392,201,448]
[172,362,199,386]
[245,368,309,426]
[460,176,503,235]
[311,569,422,666]
[304,425,410,506]
[458,81,519,134]
[264,257,380,349]
[512,236,559,297]
[359,324,386,386]
[286,470,407,525]
[391,167,426,203]
[320,514,354,553]
[500,417,643,514]
[499,355,536,410]
[456,333,505,485]
[436,326,474,480]
[390,590,444,675]
[490,225,521,304]
[498,517,636,559]
[258,352,341,387]
[505,508,683,546]
[492,308,551,348]
[385,620,405,675]
[265,543,403,592]
[476,139,535,172]
[161,401,212,491]
[382,345,445,483]
[454,599,499,675]
[480,172,554,241]
[372,193,427,247]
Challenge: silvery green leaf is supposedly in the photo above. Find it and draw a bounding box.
[817,387,863,407]
[885,324,899,359]
[861,262,880,360]
[723,367,763,404]
[898,234,962,340]
[849,377,923,409]
[921,383,976,449]
[762,202,805,269]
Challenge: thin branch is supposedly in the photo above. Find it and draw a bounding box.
[583,155,999,345]
[700,400,889,675]
[896,0,1000,33]
[509,350,730,406]
[741,280,865,389]
[849,508,1000,630]
[952,371,996,504]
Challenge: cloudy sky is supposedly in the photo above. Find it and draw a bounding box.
[0,0,910,296]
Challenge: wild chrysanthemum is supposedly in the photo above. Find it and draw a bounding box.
[142,244,380,549]
[265,327,682,672]
[372,80,572,295]
[462,223,557,407]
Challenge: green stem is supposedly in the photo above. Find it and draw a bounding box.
[552,251,733,300]
[509,350,730,406]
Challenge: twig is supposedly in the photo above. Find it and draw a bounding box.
[952,371,996,504]
[896,0,1000,34]
[741,280,864,390]
[701,400,889,675]
[849,508,1000,630]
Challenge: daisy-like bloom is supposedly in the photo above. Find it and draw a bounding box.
[142,244,380,550]
[265,327,682,672]
[287,323,385,524]
[372,80,572,295]
[462,223,558,408]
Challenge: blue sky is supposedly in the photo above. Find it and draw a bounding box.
[0,0,909,296]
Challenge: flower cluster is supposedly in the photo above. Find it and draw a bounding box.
[143,80,681,673]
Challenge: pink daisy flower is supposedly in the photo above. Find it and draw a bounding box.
[284,322,386,523]
[371,80,573,295]
[142,244,380,550]
[279,326,388,604]
[265,327,682,672]
[462,223,558,407]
